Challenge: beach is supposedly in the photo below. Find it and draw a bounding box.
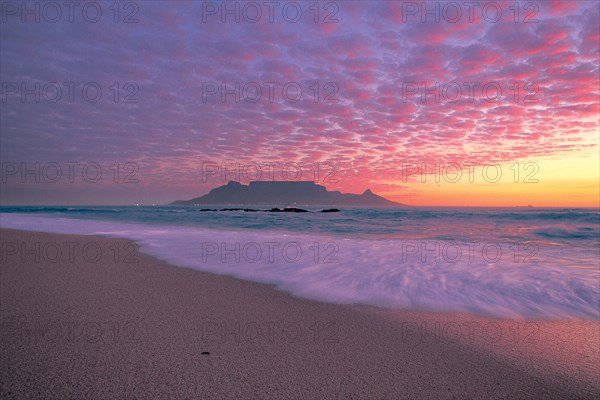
[1,228,598,399]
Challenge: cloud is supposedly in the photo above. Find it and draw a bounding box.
[0,0,598,202]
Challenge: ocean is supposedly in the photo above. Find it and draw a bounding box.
[1,206,598,319]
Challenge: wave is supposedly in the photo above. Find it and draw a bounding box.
[535,227,599,240]
[1,213,598,320]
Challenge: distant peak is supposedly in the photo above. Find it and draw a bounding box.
[226,180,243,186]
[363,189,373,195]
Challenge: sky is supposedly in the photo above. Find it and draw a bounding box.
[0,0,598,206]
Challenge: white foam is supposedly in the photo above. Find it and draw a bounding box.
[2,213,598,319]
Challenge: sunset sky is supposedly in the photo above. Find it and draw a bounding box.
[1,0,598,206]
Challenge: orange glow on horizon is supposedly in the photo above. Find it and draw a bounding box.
[379,152,600,207]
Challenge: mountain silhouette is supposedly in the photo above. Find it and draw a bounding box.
[172,181,403,206]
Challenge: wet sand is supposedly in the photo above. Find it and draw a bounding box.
[1,228,598,399]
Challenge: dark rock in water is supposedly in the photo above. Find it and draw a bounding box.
[268,207,309,213]
[199,209,215,211]
[321,208,340,213]
[215,208,259,212]
[201,352,210,355]
[215,207,308,212]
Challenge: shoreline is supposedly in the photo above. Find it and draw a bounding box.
[1,228,598,399]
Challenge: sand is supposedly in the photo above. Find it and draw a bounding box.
[1,228,598,399]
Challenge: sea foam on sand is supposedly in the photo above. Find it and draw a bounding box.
[1,213,598,319]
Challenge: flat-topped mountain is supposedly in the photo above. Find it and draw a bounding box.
[172,181,403,206]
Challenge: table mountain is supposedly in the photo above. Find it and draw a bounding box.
[172,181,403,206]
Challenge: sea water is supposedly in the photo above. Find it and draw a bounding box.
[1,206,598,319]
